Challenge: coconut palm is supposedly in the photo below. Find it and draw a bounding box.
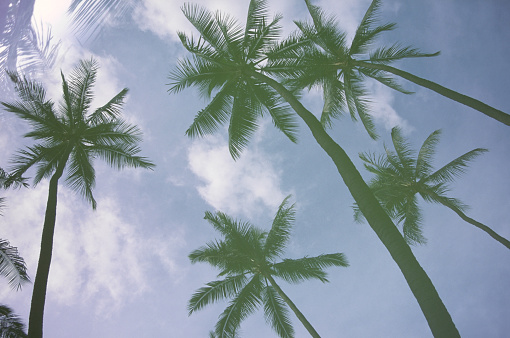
[1,58,154,338]
[354,127,510,250]
[280,0,509,129]
[0,304,27,338]
[189,196,348,338]
[169,0,459,336]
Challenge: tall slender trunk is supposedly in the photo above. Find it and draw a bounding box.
[28,153,69,338]
[446,205,510,250]
[354,60,510,126]
[265,274,321,338]
[250,70,460,337]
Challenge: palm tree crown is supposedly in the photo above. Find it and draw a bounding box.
[266,0,436,139]
[269,0,510,131]
[2,58,154,208]
[189,196,348,338]
[355,127,510,249]
[168,0,298,160]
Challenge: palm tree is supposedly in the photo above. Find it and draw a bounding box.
[0,304,27,338]
[354,127,510,250]
[189,196,348,338]
[282,0,509,128]
[169,0,459,336]
[1,58,154,338]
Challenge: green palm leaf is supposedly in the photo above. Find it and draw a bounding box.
[425,148,488,184]
[188,275,248,315]
[0,239,30,291]
[215,275,262,338]
[264,196,294,260]
[262,285,294,338]
[272,253,348,284]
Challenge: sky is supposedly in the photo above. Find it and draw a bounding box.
[1,0,509,337]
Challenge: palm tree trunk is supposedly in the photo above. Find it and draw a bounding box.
[265,274,321,338]
[446,206,510,250]
[250,70,460,337]
[28,154,69,338]
[353,60,510,126]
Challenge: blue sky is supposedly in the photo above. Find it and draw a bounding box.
[1,0,509,337]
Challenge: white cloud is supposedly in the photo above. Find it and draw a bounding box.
[0,185,185,316]
[366,79,414,133]
[188,135,287,217]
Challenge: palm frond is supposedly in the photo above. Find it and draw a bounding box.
[248,81,298,143]
[350,0,396,56]
[188,275,248,315]
[67,58,98,121]
[227,86,260,160]
[368,43,439,64]
[65,144,96,209]
[215,11,244,61]
[301,0,347,56]
[264,195,294,260]
[87,88,128,125]
[181,3,227,56]
[272,253,348,284]
[90,142,154,171]
[357,66,413,94]
[420,185,468,213]
[390,127,416,174]
[185,81,235,139]
[320,76,346,128]
[245,9,282,61]
[244,0,269,47]
[189,240,233,270]
[262,285,294,338]
[415,129,441,179]
[215,275,262,338]
[425,148,488,184]
[344,71,377,139]
[0,239,30,291]
[398,195,426,245]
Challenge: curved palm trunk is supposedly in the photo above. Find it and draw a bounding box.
[250,71,460,337]
[265,275,321,338]
[446,206,510,250]
[354,60,510,126]
[28,153,69,338]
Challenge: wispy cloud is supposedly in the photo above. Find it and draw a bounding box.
[366,79,414,133]
[187,134,287,217]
